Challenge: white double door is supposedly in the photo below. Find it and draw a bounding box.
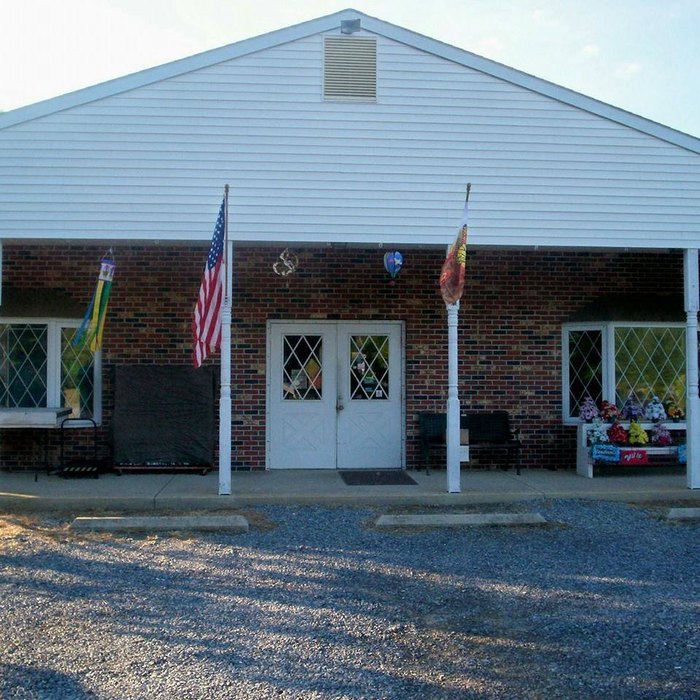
[267,321,403,469]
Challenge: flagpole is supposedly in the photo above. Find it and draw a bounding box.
[446,301,461,493]
[446,183,471,494]
[218,184,232,495]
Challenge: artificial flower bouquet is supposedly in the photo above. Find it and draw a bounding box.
[664,400,684,422]
[628,420,649,446]
[644,396,667,422]
[620,392,644,421]
[599,400,620,423]
[578,396,599,422]
[650,423,673,446]
[607,421,629,445]
[587,418,610,445]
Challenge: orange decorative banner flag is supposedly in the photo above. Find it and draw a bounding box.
[439,186,470,305]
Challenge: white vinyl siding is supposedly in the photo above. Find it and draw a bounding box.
[1,32,699,248]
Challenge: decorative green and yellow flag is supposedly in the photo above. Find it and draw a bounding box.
[73,254,116,352]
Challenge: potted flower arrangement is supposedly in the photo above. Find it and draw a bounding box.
[628,420,649,446]
[664,399,684,422]
[650,423,672,447]
[607,421,629,445]
[621,392,644,421]
[587,418,610,446]
[600,400,620,423]
[578,396,599,422]
[644,396,667,422]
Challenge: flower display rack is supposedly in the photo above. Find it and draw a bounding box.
[576,421,686,478]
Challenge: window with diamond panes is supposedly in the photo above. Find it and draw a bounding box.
[0,320,99,420]
[282,335,322,400]
[0,323,48,408]
[349,335,389,400]
[567,329,602,418]
[615,326,686,411]
[61,327,95,418]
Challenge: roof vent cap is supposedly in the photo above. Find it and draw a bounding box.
[341,19,361,34]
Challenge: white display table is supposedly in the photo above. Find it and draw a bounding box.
[0,407,72,428]
[0,408,73,473]
[576,421,686,478]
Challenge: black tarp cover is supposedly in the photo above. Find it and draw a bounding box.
[113,365,215,466]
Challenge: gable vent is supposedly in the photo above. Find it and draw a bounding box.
[324,36,377,101]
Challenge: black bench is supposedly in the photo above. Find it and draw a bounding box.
[418,411,522,475]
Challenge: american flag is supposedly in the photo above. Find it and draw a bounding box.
[192,196,225,367]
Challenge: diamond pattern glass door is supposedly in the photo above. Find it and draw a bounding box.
[282,335,322,400]
[568,330,602,416]
[349,335,389,400]
[0,324,48,408]
[270,322,402,470]
[615,327,686,410]
[61,328,95,418]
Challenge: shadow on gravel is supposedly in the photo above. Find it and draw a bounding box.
[0,662,94,699]
[1,503,698,699]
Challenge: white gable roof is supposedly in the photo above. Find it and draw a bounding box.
[2,9,698,153]
[1,8,699,248]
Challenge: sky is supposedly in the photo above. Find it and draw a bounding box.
[2,0,699,138]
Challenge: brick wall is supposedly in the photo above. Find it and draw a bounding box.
[0,244,684,471]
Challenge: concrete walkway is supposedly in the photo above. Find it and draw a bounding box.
[1,467,698,512]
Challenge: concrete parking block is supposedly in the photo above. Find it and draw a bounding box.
[667,507,700,521]
[375,512,547,528]
[70,515,249,532]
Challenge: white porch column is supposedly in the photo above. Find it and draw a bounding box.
[684,248,700,489]
[218,299,232,495]
[446,301,461,493]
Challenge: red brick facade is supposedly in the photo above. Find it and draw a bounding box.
[0,244,684,472]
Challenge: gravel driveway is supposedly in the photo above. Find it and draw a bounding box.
[1,500,698,699]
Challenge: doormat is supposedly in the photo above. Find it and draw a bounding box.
[339,470,417,486]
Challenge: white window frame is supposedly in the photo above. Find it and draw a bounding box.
[562,321,685,425]
[0,316,102,426]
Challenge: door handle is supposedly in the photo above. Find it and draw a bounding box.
[336,402,345,412]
